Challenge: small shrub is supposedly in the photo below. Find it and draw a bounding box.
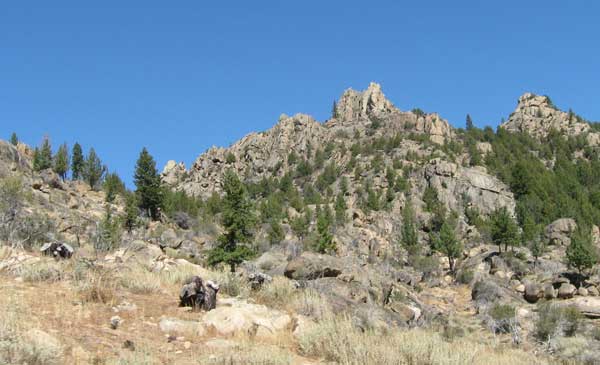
[456,269,474,284]
[592,326,600,341]
[252,277,297,309]
[410,255,439,277]
[488,304,516,334]
[19,261,63,282]
[74,265,117,304]
[119,266,162,294]
[442,324,465,342]
[562,306,582,337]
[225,152,236,164]
[535,302,582,341]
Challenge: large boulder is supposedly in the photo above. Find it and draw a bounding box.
[558,283,577,299]
[559,297,600,318]
[284,252,343,280]
[545,218,577,246]
[543,284,557,300]
[159,317,204,336]
[524,283,542,303]
[201,299,292,339]
[160,229,182,249]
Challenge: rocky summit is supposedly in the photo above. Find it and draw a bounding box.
[2,83,600,364]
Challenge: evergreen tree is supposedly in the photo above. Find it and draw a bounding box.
[71,143,84,180]
[566,227,598,274]
[53,143,69,180]
[490,207,520,253]
[103,172,126,202]
[436,218,462,273]
[267,219,284,245]
[422,186,440,212]
[466,114,474,130]
[32,148,41,172]
[339,176,349,195]
[332,100,338,119]
[468,142,482,166]
[134,148,163,220]
[315,204,336,254]
[291,207,311,239]
[401,203,419,253]
[123,192,139,233]
[207,170,255,272]
[334,192,347,225]
[33,137,53,171]
[94,207,121,252]
[10,133,18,146]
[82,148,106,189]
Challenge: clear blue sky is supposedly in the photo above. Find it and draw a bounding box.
[1,1,598,187]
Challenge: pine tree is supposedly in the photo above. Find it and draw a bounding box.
[436,218,462,273]
[103,172,126,202]
[268,219,284,245]
[94,207,121,252]
[401,203,419,254]
[71,143,84,180]
[134,148,163,220]
[123,192,139,232]
[334,192,347,225]
[490,207,520,253]
[566,228,598,274]
[315,204,336,254]
[466,114,474,130]
[10,133,18,146]
[332,100,338,119]
[32,148,41,171]
[33,137,52,171]
[83,148,106,189]
[207,170,255,272]
[291,207,311,239]
[53,143,70,180]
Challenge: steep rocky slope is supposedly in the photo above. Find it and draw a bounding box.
[1,83,600,364]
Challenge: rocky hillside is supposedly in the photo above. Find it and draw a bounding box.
[1,83,600,364]
[158,82,600,363]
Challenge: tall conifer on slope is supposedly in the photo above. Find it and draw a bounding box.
[134,147,163,220]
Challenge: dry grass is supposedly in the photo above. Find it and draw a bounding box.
[297,311,552,365]
[119,265,163,294]
[0,295,63,365]
[195,341,293,365]
[252,276,297,309]
[18,260,64,282]
[73,264,118,304]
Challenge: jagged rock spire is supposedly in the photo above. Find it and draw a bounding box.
[334,82,396,121]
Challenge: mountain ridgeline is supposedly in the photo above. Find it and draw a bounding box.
[2,82,600,364]
[162,83,600,258]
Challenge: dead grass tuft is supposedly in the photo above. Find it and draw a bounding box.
[297,311,551,365]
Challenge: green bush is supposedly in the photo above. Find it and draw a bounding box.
[456,269,474,284]
[410,255,439,276]
[488,304,516,334]
[535,303,582,341]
